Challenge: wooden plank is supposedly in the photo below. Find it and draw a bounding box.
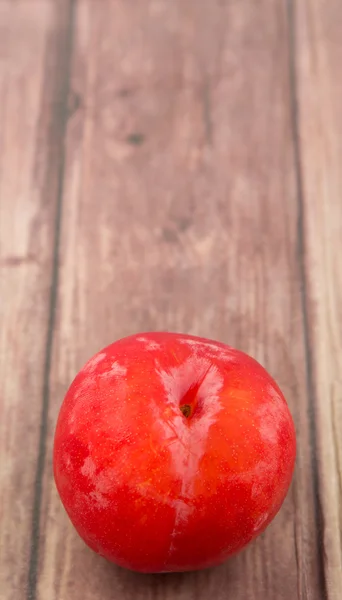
[0,1,74,599]
[293,0,342,597]
[36,1,324,598]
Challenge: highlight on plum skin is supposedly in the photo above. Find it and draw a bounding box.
[53,332,296,573]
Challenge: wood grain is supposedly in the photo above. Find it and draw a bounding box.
[1,0,341,598]
[0,1,74,599]
[293,0,342,597]
[33,1,324,599]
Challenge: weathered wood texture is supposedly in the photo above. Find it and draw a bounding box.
[0,1,73,599]
[294,0,342,597]
[0,0,340,599]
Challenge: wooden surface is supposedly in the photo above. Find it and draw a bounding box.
[0,1,341,599]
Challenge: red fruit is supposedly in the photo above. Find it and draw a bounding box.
[53,332,296,573]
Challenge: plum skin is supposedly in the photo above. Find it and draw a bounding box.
[53,332,296,573]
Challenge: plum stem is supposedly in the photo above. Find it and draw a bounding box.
[180,404,192,418]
